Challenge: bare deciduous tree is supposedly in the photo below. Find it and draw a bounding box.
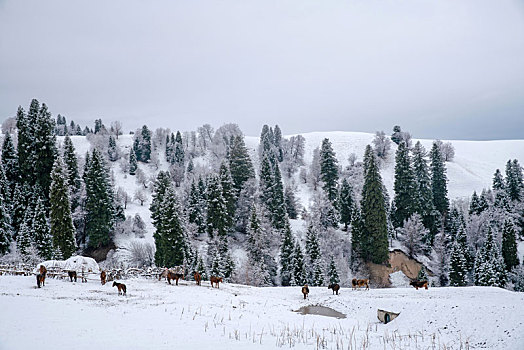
[111,121,123,139]
[134,189,147,206]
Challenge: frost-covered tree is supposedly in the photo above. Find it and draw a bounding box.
[108,135,119,162]
[284,186,298,220]
[309,147,321,191]
[474,229,506,287]
[372,131,391,160]
[246,207,276,286]
[219,163,236,227]
[129,149,137,175]
[305,225,323,286]
[133,125,152,162]
[153,185,186,267]
[1,133,19,192]
[398,213,427,258]
[33,198,53,260]
[449,240,468,286]
[50,156,76,258]
[206,174,228,238]
[290,242,307,286]
[279,225,295,286]
[228,135,254,195]
[430,141,449,218]
[505,159,523,202]
[187,181,206,233]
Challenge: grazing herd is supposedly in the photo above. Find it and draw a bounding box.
[34,264,430,298]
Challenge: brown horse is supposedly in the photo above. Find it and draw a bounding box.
[100,270,107,285]
[68,271,77,282]
[352,278,369,290]
[328,283,340,295]
[167,271,184,285]
[210,276,223,288]
[38,265,47,287]
[113,281,127,295]
[410,280,428,290]
[194,272,201,286]
[302,285,309,299]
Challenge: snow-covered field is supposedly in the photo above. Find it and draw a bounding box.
[1,275,523,349]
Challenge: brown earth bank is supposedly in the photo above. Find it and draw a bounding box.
[367,249,433,287]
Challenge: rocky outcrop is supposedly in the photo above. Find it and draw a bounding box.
[367,249,433,287]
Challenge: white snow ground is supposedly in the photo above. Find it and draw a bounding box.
[0,275,523,350]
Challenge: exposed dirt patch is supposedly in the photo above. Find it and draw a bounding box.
[367,249,433,287]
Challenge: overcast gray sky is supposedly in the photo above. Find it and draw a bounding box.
[1,0,523,140]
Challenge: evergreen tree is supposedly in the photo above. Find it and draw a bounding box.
[62,136,80,191]
[228,135,255,195]
[188,181,206,233]
[33,102,57,198]
[218,236,235,280]
[493,169,505,191]
[284,186,298,220]
[219,163,236,227]
[206,175,228,237]
[327,256,340,284]
[430,141,449,217]
[141,125,152,162]
[154,186,186,267]
[49,156,76,258]
[398,213,427,258]
[319,138,339,202]
[339,178,354,231]
[246,207,274,286]
[474,229,506,287]
[279,225,295,286]
[16,208,34,256]
[0,188,11,255]
[506,160,523,201]
[393,141,417,227]
[501,219,520,271]
[173,131,185,165]
[449,240,469,286]
[33,198,53,259]
[108,135,118,161]
[291,243,307,286]
[359,145,389,264]
[271,161,288,230]
[259,154,274,213]
[84,149,115,248]
[129,149,137,175]
[469,191,481,216]
[1,133,19,192]
[196,256,208,280]
[305,225,323,286]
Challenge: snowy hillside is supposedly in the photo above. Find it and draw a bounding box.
[61,130,524,251]
[1,275,523,349]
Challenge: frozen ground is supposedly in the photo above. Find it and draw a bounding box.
[1,275,523,350]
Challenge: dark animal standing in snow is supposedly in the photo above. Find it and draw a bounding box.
[328,283,340,295]
[410,280,428,290]
[194,272,201,286]
[167,271,184,286]
[100,270,107,285]
[158,268,168,281]
[36,265,47,288]
[352,278,369,290]
[210,276,223,288]
[68,271,77,282]
[113,281,127,295]
[302,285,309,299]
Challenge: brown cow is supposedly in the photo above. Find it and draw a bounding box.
[210,276,223,288]
[112,281,127,295]
[194,272,201,286]
[167,271,184,286]
[100,270,107,285]
[410,280,428,290]
[301,285,309,299]
[328,283,340,295]
[352,278,369,290]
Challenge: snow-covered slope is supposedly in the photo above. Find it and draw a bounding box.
[1,275,523,349]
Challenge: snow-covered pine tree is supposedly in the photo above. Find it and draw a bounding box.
[309,147,321,190]
[108,135,118,162]
[493,169,505,191]
[154,185,186,267]
[129,149,137,175]
[339,178,354,231]
[501,219,520,271]
[228,135,255,195]
[16,208,34,256]
[430,141,449,218]
[359,145,389,264]
[219,163,235,227]
[32,197,53,260]
[319,138,339,203]
[49,156,76,258]
[284,186,298,220]
[469,191,481,216]
[246,207,272,286]
[173,131,185,166]
[417,266,428,281]
[32,102,57,198]
[398,213,427,258]
[327,256,340,284]
[505,159,523,202]
[188,181,206,233]
[372,131,391,160]
[271,162,288,230]
[0,185,11,255]
[449,240,468,286]
[206,174,228,238]
[273,125,284,162]
[474,228,506,287]
[84,149,115,248]
[393,141,417,228]
[279,224,295,286]
[1,133,19,193]
[305,225,324,286]
[140,125,152,162]
[197,256,208,280]
[291,242,307,286]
